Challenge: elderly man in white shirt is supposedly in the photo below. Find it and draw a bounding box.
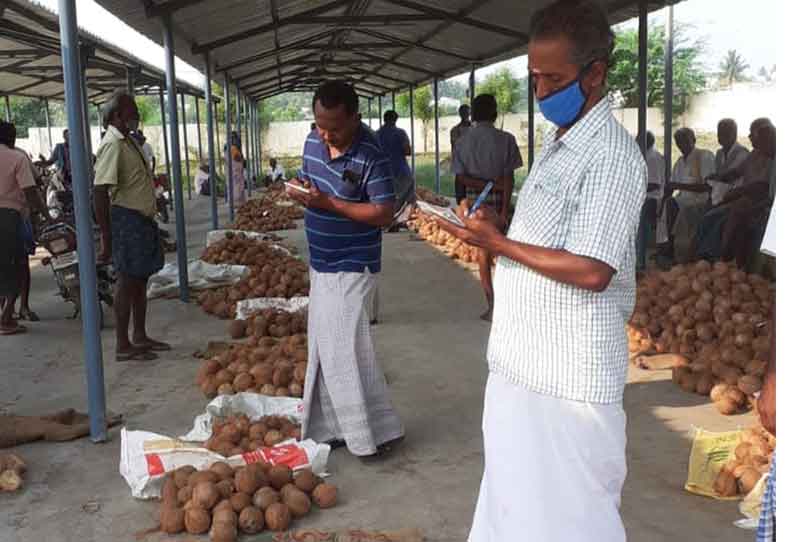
[438,1,645,540]
[659,127,715,262]
[707,118,749,205]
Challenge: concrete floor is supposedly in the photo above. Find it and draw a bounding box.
[0,194,756,542]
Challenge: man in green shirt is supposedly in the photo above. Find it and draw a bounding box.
[94,91,168,361]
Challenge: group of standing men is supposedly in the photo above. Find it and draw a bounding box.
[281,1,693,540]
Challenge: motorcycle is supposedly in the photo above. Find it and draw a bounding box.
[38,222,116,328]
[154,174,170,224]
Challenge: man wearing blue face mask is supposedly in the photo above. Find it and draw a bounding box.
[437,1,646,540]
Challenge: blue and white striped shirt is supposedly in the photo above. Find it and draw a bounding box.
[301,124,395,274]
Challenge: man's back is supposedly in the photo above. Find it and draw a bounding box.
[376,124,411,179]
[452,123,523,181]
[0,144,36,212]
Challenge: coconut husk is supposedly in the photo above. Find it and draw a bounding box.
[272,528,423,542]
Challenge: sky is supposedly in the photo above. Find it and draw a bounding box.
[35,0,778,90]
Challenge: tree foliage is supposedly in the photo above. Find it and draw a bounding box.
[477,68,521,126]
[720,50,750,87]
[396,85,433,149]
[608,23,708,117]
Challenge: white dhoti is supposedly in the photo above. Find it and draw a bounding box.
[469,372,627,542]
[301,269,403,456]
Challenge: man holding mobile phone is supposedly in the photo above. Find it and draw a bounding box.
[438,1,646,540]
[452,94,522,321]
[285,81,404,460]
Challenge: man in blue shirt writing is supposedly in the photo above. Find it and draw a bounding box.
[286,81,404,459]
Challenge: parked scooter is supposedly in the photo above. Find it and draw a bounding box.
[38,222,115,328]
[154,174,170,224]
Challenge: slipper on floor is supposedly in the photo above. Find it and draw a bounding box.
[116,350,158,362]
[18,310,40,322]
[0,324,27,336]
[132,340,171,351]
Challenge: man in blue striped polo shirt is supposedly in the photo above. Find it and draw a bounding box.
[286,80,404,459]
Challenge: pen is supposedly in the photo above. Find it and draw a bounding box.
[467,181,494,218]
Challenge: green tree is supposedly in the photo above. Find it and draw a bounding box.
[135,96,161,127]
[397,85,433,150]
[477,68,521,127]
[608,23,708,117]
[720,50,750,87]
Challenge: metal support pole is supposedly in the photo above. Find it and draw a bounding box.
[214,100,223,200]
[236,84,242,137]
[95,104,102,135]
[195,95,203,163]
[224,73,234,220]
[663,4,674,182]
[57,0,106,443]
[367,98,372,127]
[433,77,440,194]
[528,72,535,168]
[391,92,395,110]
[469,66,476,102]
[253,102,260,178]
[125,66,135,95]
[638,0,649,157]
[409,84,415,174]
[161,13,189,302]
[378,95,382,128]
[204,53,218,230]
[4,95,10,121]
[245,97,252,196]
[159,88,170,178]
[181,92,191,200]
[44,98,53,153]
[78,46,93,175]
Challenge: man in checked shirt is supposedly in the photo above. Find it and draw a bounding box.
[439,1,646,540]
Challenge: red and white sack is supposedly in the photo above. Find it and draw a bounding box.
[120,428,330,499]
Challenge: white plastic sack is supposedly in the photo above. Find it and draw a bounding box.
[147,260,249,299]
[235,296,310,320]
[120,428,329,500]
[182,392,302,442]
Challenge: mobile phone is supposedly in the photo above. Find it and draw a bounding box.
[467,181,494,217]
[285,180,311,194]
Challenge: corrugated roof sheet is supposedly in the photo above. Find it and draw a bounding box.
[0,0,205,103]
[95,0,679,99]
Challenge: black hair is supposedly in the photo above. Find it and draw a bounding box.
[529,0,615,67]
[472,94,498,123]
[383,110,398,124]
[313,80,359,116]
[458,104,470,117]
[0,121,16,147]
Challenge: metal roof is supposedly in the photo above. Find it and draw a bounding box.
[0,0,205,104]
[94,0,679,101]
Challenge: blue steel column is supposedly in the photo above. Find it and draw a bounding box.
[378,95,382,128]
[663,4,674,183]
[44,98,53,154]
[195,95,203,163]
[204,53,218,230]
[528,72,535,168]
[253,102,260,178]
[224,73,235,220]
[3,95,10,121]
[158,88,171,180]
[433,77,440,194]
[57,0,106,442]
[244,98,252,196]
[161,13,189,302]
[367,98,372,127]
[638,0,649,156]
[181,93,191,199]
[409,84,415,174]
[236,85,242,138]
[469,66,476,102]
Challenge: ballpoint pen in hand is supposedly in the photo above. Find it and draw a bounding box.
[467,181,495,218]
